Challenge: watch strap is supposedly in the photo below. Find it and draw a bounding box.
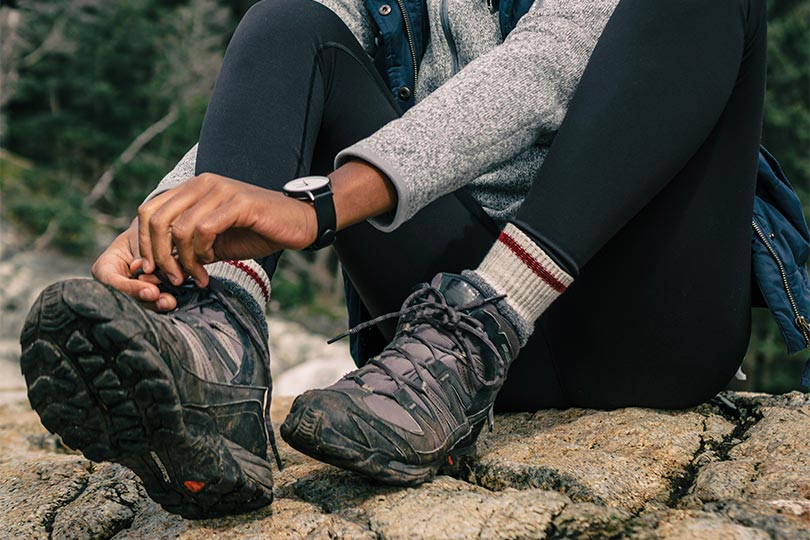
[308,188,336,251]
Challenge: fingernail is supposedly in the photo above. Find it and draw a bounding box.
[157,298,169,310]
[138,289,151,300]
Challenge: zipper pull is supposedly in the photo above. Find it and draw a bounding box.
[487,405,495,432]
[796,315,810,342]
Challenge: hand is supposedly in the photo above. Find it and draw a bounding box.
[136,173,318,287]
[91,220,179,311]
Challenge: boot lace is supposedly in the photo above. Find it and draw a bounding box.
[329,285,507,427]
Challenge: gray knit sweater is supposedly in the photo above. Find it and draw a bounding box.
[150,0,620,232]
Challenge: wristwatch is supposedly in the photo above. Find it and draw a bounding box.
[282,175,336,251]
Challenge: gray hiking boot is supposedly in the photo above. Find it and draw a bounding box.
[280,273,520,485]
[20,277,280,519]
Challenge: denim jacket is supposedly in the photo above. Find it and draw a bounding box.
[364,0,428,112]
[752,148,810,356]
[364,0,534,112]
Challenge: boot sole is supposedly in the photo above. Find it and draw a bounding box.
[281,402,477,486]
[20,279,273,519]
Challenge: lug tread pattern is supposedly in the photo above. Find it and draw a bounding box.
[20,279,273,519]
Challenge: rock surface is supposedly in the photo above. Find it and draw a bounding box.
[0,392,807,540]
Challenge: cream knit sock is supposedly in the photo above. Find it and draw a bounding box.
[468,223,574,344]
[205,259,271,314]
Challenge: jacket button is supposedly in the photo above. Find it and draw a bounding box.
[379,4,392,15]
[398,86,411,100]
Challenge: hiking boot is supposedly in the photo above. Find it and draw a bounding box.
[280,272,520,485]
[19,277,279,519]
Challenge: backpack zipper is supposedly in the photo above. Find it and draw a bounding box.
[440,0,460,75]
[394,0,419,91]
[752,220,810,347]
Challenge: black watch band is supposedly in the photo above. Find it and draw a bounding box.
[282,176,336,251]
[308,188,336,250]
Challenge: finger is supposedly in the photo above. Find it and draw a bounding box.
[137,191,174,275]
[128,260,178,310]
[136,272,162,286]
[94,259,161,302]
[147,183,213,285]
[192,203,243,262]
[172,194,230,287]
[155,292,178,312]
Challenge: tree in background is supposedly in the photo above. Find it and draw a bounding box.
[2,0,228,250]
[763,0,809,213]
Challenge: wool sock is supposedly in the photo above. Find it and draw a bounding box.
[205,259,271,322]
[464,223,574,346]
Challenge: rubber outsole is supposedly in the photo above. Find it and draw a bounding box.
[19,279,273,519]
[280,399,478,486]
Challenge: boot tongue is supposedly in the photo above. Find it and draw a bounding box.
[433,273,484,308]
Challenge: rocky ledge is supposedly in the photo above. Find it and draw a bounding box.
[0,391,808,540]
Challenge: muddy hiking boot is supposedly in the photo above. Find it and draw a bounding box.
[19,277,280,519]
[281,273,520,485]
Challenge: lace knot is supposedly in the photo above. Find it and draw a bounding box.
[437,307,463,328]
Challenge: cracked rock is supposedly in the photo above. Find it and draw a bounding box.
[50,463,146,540]
[1,387,807,539]
[699,500,810,540]
[458,407,735,513]
[629,510,772,540]
[112,497,378,540]
[684,392,810,540]
[363,477,568,540]
[724,394,810,501]
[549,502,631,539]
[0,454,91,539]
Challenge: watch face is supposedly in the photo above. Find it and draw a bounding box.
[284,176,330,193]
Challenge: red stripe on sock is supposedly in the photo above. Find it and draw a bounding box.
[498,232,568,293]
[224,260,270,302]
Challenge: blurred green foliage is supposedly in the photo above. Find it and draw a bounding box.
[2,0,226,245]
[0,0,808,390]
[763,0,810,213]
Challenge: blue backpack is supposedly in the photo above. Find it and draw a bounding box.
[751,148,810,386]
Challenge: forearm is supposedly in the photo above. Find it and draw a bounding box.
[330,160,398,231]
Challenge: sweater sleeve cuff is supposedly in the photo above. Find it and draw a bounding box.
[335,143,412,233]
[143,144,198,202]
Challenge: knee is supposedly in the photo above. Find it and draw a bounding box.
[244,0,326,21]
[235,0,341,47]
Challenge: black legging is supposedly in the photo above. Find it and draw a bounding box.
[195,0,767,411]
